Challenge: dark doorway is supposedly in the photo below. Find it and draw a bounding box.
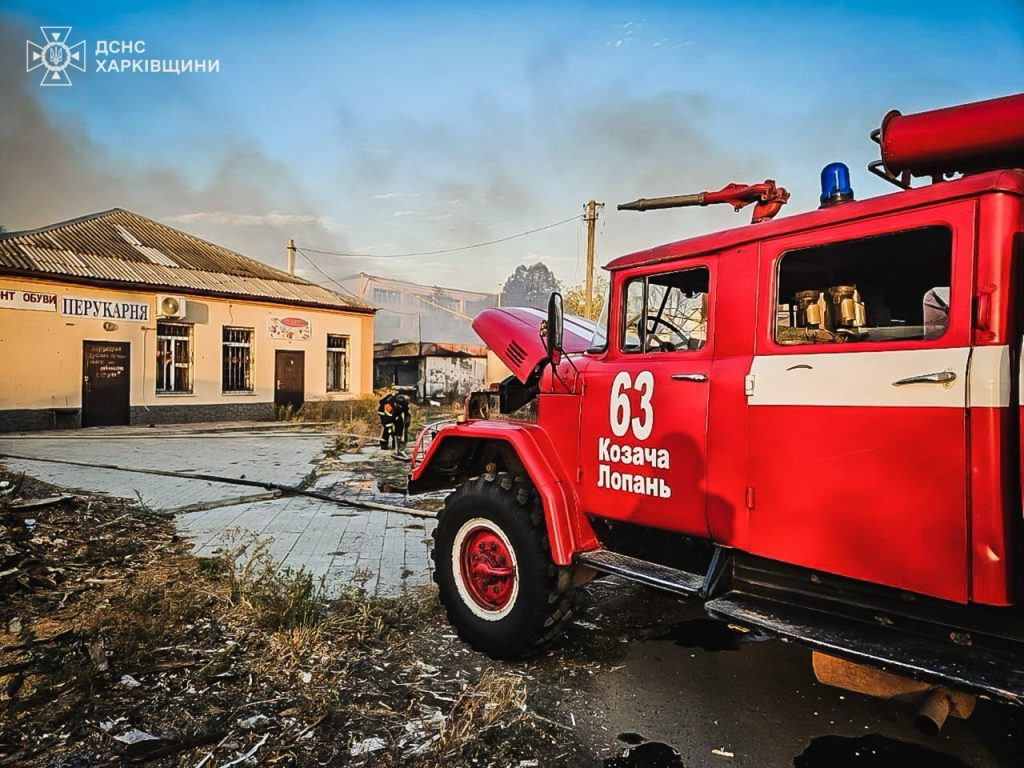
[275,350,305,409]
[82,341,131,427]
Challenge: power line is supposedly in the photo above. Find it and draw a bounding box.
[372,305,421,317]
[298,215,581,259]
[294,247,366,301]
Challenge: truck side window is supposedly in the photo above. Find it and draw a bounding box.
[621,267,710,353]
[775,226,952,345]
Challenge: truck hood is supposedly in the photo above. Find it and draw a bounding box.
[472,306,597,383]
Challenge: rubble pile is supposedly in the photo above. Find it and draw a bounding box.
[0,470,590,767]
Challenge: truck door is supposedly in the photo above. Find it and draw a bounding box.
[579,259,717,537]
[745,203,974,603]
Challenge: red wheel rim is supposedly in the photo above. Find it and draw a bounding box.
[459,526,516,611]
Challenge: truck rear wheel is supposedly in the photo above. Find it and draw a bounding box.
[431,471,577,659]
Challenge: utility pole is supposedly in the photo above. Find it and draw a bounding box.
[584,200,602,320]
[286,238,296,275]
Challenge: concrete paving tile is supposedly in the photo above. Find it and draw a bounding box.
[1,424,442,596]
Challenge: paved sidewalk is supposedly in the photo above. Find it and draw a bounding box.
[180,495,435,596]
[0,424,438,596]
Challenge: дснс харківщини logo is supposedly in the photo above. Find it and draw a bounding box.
[26,26,86,86]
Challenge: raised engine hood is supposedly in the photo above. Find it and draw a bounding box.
[472,307,597,383]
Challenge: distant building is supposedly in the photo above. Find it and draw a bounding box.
[336,272,496,345]
[335,273,501,398]
[0,209,376,431]
[374,341,488,402]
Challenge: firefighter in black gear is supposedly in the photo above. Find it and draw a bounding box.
[378,392,411,459]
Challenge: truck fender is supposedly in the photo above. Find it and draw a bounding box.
[408,421,599,565]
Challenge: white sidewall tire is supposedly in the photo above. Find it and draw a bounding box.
[451,517,520,621]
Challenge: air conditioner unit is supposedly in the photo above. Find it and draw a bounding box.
[157,294,187,319]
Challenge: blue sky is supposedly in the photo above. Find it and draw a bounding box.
[2,1,1022,291]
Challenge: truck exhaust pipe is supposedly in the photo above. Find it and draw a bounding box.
[915,689,952,736]
[812,653,976,735]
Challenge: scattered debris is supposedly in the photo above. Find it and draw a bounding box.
[350,736,387,756]
[0,468,593,767]
[238,713,271,730]
[112,729,160,745]
[8,494,73,511]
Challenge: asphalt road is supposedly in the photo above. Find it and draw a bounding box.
[561,579,1024,768]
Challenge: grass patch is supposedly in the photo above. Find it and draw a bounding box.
[219,535,326,632]
[0,474,592,767]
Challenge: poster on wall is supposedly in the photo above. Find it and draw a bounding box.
[268,314,311,340]
[0,285,57,312]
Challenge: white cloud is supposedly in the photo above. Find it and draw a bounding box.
[162,210,318,227]
[371,192,401,200]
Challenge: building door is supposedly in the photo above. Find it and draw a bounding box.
[82,341,131,427]
[275,350,305,409]
[578,261,716,538]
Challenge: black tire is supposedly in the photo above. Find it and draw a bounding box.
[431,470,577,659]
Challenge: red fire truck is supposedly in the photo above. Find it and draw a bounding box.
[408,94,1024,729]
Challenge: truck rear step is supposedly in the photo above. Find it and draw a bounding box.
[576,550,704,596]
[706,591,1024,704]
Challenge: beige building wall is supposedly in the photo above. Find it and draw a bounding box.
[0,276,373,415]
[485,350,513,385]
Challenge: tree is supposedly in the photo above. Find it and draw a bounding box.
[500,263,559,308]
[561,273,609,321]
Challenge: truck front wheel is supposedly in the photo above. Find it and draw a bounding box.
[431,472,576,659]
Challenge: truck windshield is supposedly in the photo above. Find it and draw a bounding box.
[587,288,610,352]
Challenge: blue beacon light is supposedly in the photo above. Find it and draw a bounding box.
[819,162,855,208]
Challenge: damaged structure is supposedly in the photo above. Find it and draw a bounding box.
[0,209,376,431]
[337,273,495,344]
[374,341,488,402]
[337,272,502,399]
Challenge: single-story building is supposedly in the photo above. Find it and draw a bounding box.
[374,341,487,402]
[0,208,376,431]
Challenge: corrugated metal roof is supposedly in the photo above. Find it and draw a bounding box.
[0,208,374,313]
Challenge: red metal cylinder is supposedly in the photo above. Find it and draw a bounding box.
[879,93,1024,177]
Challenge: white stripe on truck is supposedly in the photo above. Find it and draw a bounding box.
[748,347,972,408]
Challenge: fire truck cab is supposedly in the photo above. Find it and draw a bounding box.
[408,94,1024,721]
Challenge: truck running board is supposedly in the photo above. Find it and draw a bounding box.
[706,592,1024,704]
[576,550,705,596]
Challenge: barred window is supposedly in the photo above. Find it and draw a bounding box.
[156,322,193,394]
[327,334,349,391]
[222,327,254,392]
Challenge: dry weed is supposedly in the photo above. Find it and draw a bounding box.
[430,669,529,757]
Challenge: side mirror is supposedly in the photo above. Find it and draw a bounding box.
[545,291,564,364]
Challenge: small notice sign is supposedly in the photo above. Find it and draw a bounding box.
[268,314,311,340]
[0,286,57,312]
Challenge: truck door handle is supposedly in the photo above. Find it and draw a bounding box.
[891,371,957,386]
[672,373,708,382]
